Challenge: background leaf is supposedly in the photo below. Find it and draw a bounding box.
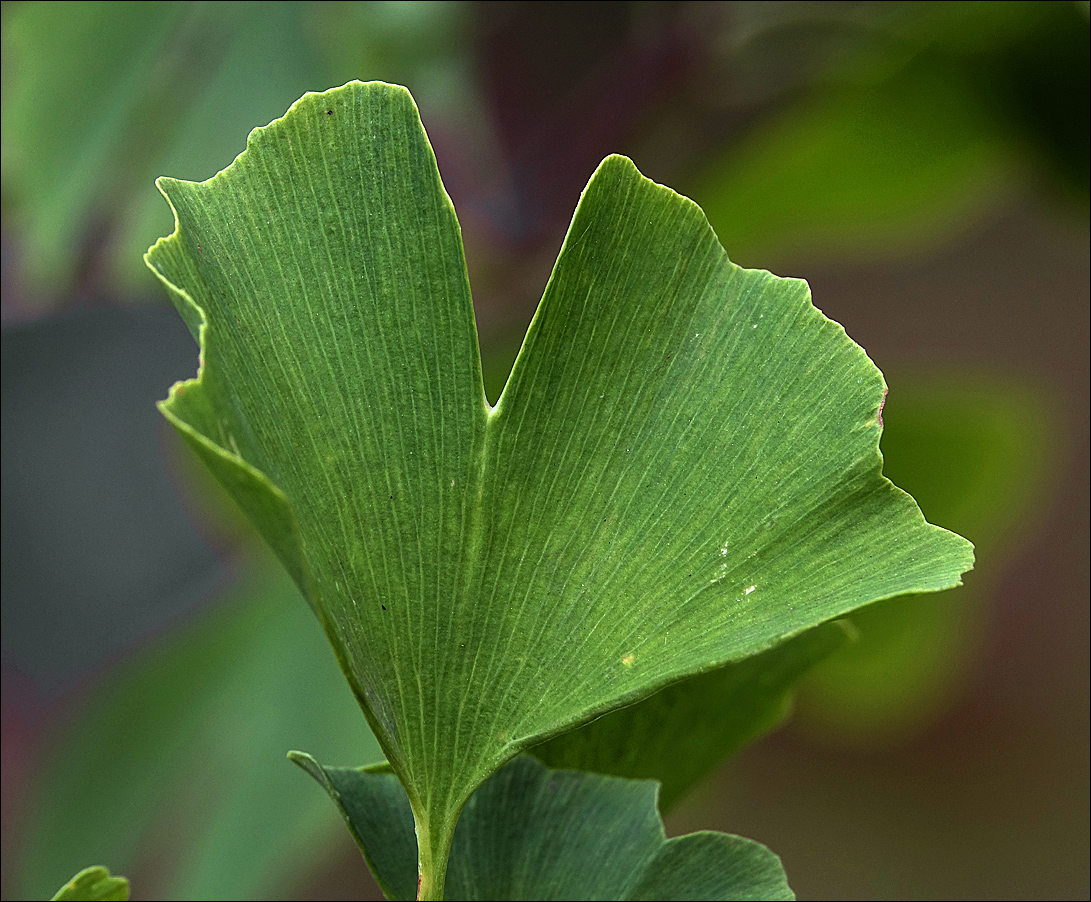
[690,0,1089,270]
[2,1,188,296]
[694,53,1018,267]
[1,1,474,300]
[50,866,129,902]
[15,557,381,901]
[293,753,793,901]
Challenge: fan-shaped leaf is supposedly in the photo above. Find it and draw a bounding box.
[146,81,973,891]
[291,753,793,901]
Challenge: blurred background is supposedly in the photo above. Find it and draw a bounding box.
[2,1,1087,899]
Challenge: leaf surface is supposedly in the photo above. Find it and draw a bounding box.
[291,752,793,901]
[531,620,851,811]
[147,80,973,874]
[50,866,129,902]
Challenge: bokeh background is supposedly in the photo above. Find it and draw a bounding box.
[2,2,1087,899]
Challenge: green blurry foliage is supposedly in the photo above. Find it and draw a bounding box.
[16,557,381,900]
[796,374,1056,743]
[291,753,794,901]
[693,0,1089,268]
[1,1,473,300]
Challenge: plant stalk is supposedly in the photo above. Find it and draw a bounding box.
[414,808,455,901]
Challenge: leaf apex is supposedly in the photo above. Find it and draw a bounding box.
[288,749,336,794]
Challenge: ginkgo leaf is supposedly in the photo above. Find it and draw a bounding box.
[50,866,129,902]
[146,81,973,895]
[291,752,793,901]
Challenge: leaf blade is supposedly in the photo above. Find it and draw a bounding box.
[626,833,793,902]
[50,866,129,902]
[147,81,974,884]
[466,154,972,753]
[294,753,794,901]
[146,82,489,787]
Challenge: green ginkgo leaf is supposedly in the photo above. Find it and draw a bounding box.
[146,81,973,895]
[291,752,793,901]
[50,866,129,902]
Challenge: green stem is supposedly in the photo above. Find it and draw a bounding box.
[414,808,455,901]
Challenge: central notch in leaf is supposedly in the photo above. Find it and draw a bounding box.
[147,81,972,898]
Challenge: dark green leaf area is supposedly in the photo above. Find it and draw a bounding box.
[291,752,792,901]
[289,754,417,902]
[531,620,851,812]
[50,866,129,902]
